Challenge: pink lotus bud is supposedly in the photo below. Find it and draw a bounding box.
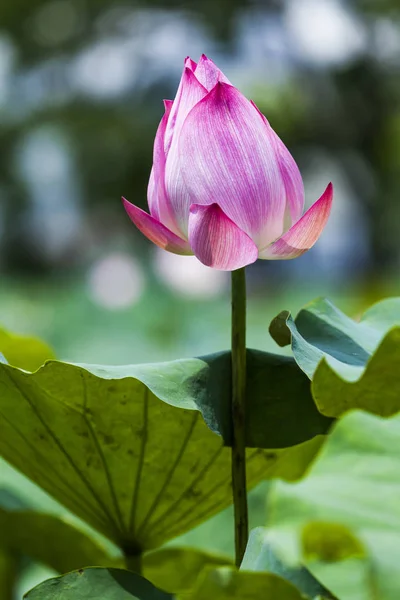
[123,55,333,271]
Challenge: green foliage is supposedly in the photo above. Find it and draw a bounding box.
[313,329,400,418]
[24,568,173,600]
[270,297,400,379]
[244,351,332,448]
[143,548,231,594]
[270,297,400,418]
[241,528,336,599]
[0,358,317,555]
[186,566,309,599]
[2,294,400,597]
[266,410,400,600]
[0,509,115,573]
[75,350,331,449]
[24,566,312,599]
[0,328,55,371]
[0,501,234,594]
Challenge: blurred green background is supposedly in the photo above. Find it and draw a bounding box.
[1,0,400,596]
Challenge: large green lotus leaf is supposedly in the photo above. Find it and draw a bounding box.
[241,527,336,599]
[269,297,400,380]
[0,328,55,371]
[0,509,116,573]
[78,350,331,449]
[266,410,400,600]
[186,566,309,599]
[0,358,320,552]
[24,568,173,600]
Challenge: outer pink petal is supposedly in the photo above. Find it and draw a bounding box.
[271,131,304,228]
[148,100,182,236]
[179,82,286,247]
[259,183,333,260]
[164,68,208,234]
[123,198,192,256]
[250,101,304,228]
[193,54,231,90]
[164,67,208,153]
[147,167,157,217]
[188,203,258,270]
[147,109,169,220]
[163,99,173,112]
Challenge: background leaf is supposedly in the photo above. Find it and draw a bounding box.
[0,328,55,371]
[269,297,400,380]
[266,410,400,600]
[186,567,309,600]
[312,328,400,418]
[269,298,400,419]
[24,568,173,600]
[0,509,116,573]
[0,504,234,594]
[241,527,336,599]
[143,548,231,594]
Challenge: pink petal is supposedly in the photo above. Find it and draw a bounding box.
[123,198,192,256]
[185,56,197,71]
[274,132,305,228]
[147,167,157,216]
[179,82,286,247]
[251,101,304,228]
[164,67,208,153]
[188,203,258,270]
[148,100,181,236]
[193,54,231,90]
[163,99,173,112]
[163,68,208,234]
[259,183,333,260]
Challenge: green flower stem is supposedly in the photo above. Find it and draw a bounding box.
[123,547,142,574]
[231,267,248,567]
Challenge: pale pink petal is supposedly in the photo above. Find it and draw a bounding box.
[147,167,158,218]
[193,54,231,90]
[163,68,208,234]
[148,101,181,235]
[164,67,208,153]
[123,198,192,256]
[259,183,333,260]
[179,82,286,247]
[250,101,304,228]
[188,203,258,270]
[185,56,197,71]
[274,132,305,228]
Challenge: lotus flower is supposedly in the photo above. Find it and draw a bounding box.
[123,55,333,271]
